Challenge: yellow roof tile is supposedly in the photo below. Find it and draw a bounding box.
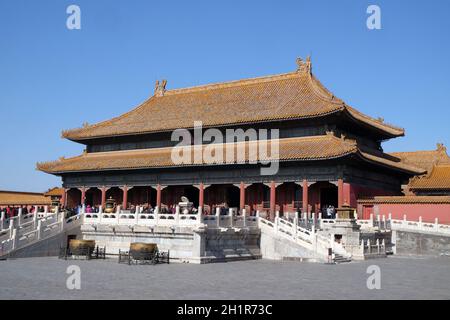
[0,191,52,206]
[410,164,450,190]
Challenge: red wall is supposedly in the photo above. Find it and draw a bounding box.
[359,203,450,224]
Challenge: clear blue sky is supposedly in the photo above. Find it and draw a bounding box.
[1,0,449,192]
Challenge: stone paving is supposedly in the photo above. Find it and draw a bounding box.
[0,256,449,299]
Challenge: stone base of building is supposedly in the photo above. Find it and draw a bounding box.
[80,224,261,264]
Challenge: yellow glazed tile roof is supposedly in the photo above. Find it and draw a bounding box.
[410,164,450,190]
[62,64,404,140]
[43,187,64,197]
[390,144,450,190]
[0,191,52,206]
[389,143,450,172]
[37,134,421,174]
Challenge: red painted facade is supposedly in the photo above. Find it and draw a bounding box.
[358,203,450,224]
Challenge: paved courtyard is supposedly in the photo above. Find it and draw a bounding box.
[0,256,449,299]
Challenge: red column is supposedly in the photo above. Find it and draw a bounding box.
[302,179,308,214]
[81,187,86,206]
[343,182,351,207]
[101,187,106,209]
[239,182,246,211]
[156,184,162,209]
[199,183,204,209]
[122,186,128,209]
[61,189,67,207]
[338,179,344,208]
[270,181,276,220]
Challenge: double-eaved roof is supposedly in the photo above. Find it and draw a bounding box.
[39,59,421,176]
[61,61,404,141]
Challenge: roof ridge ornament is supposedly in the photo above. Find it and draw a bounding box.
[296,56,312,74]
[437,143,446,152]
[154,79,167,97]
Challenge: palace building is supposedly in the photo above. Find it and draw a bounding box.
[37,58,424,219]
[358,144,450,223]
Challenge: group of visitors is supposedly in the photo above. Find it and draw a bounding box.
[0,206,45,219]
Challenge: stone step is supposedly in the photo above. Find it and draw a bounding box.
[334,254,351,263]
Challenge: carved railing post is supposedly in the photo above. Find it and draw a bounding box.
[17,208,23,227]
[175,205,180,225]
[216,207,220,228]
[37,220,42,240]
[116,205,120,225]
[0,211,4,230]
[60,210,65,232]
[11,228,18,250]
[134,206,139,225]
[9,218,14,238]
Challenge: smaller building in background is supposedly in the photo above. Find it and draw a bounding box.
[0,188,64,218]
[358,144,450,223]
[43,187,64,206]
[0,190,51,218]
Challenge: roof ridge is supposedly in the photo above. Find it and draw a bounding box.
[164,71,301,96]
[0,190,45,195]
[358,150,425,174]
[62,96,156,139]
[344,105,405,133]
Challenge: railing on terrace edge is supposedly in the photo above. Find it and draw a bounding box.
[356,213,450,236]
[0,207,83,257]
[83,205,259,229]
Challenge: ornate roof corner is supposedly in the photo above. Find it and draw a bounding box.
[36,161,49,171]
[154,79,167,97]
[340,133,346,141]
[296,56,312,74]
[61,130,68,138]
[437,143,447,153]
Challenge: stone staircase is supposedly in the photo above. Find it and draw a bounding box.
[258,216,351,263]
[0,209,82,259]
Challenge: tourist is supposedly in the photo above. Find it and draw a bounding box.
[330,206,336,219]
[326,206,332,219]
